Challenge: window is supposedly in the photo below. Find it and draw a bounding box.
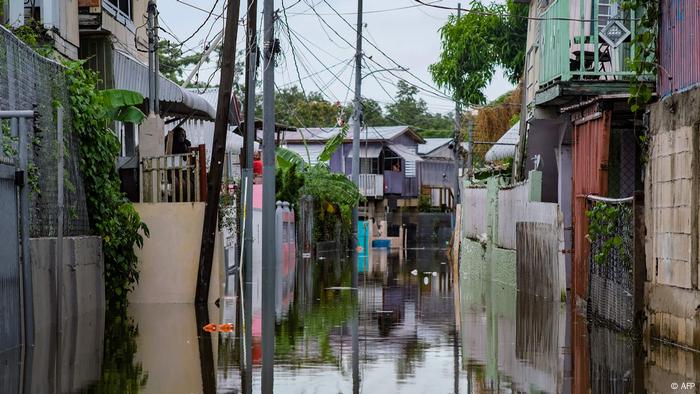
[104,0,132,20]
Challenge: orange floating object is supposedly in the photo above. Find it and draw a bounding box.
[356,246,363,253]
[218,323,234,332]
[203,323,217,332]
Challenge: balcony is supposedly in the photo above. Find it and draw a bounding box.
[536,0,654,104]
[358,174,384,198]
[139,149,207,203]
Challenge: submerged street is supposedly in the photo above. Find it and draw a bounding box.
[78,244,700,393]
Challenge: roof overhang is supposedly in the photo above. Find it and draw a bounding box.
[113,50,216,120]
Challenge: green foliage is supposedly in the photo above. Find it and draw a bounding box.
[219,178,237,233]
[158,39,205,84]
[274,86,342,127]
[1,119,17,157]
[621,0,658,112]
[384,80,454,133]
[430,0,528,106]
[317,123,348,163]
[8,18,54,56]
[418,195,432,213]
[586,202,632,266]
[65,60,149,311]
[88,310,148,393]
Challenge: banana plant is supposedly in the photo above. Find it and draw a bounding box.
[100,89,147,124]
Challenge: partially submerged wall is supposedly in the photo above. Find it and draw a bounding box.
[460,174,565,299]
[29,236,104,393]
[645,86,700,349]
[130,202,223,304]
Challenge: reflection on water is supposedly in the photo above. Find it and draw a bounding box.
[37,243,700,393]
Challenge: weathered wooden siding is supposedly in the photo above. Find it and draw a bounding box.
[659,0,700,97]
[572,108,611,304]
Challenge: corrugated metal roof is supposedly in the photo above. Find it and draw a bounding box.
[418,138,452,155]
[277,125,424,143]
[113,50,216,119]
[485,123,519,162]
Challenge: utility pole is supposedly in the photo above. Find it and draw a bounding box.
[351,0,363,285]
[351,2,363,394]
[147,0,156,114]
[453,3,461,199]
[153,2,160,115]
[195,0,241,304]
[241,0,257,391]
[514,53,529,181]
[261,0,277,392]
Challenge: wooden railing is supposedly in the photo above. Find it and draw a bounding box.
[539,0,644,86]
[139,146,207,203]
[358,174,384,198]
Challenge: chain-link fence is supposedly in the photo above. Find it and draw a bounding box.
[0,26,90,237]
[607,128,640,199]
[588,198,635,330]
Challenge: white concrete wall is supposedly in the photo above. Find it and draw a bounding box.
[130,202,223,304]
[461,186,488,240]
[497,182,560,250]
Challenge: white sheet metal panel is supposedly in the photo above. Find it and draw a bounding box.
[496,181,559,250]
[485,123,519,162]
[113,50,216,119]
[283,144,327,165]
[344,144,382,158]
[461,187,488,240]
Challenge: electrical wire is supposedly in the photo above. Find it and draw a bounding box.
[413,0,638,22]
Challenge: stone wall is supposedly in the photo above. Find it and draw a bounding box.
[645,86,700,349]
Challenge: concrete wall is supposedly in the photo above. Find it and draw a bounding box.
[645,87,700,349]
[28,236,104,393]
[130,202,223,304]
[460,174,566,299]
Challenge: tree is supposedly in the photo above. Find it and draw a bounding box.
[429,0,528,106]
[158,40,204,84]
[273,86,341,127]
[384,80,453,134]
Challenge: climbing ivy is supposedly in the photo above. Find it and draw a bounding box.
[621,0,659,112]
[64,60,149,311]
[586,202,633,266]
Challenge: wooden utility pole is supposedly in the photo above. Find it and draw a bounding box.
[241,0,257,391]
[195,0,241,304]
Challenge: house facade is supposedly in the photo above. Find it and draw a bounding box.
[518,0,650,318]
[280,126,429,217]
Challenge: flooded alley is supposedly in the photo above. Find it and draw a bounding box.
[34,244,694,393]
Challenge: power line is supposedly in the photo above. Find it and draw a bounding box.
[412,0,638,22]
[286,1,444,16]
[176,0,221,48]
[319,0,452,100]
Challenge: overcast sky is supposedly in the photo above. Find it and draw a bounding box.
[159,0,514,115]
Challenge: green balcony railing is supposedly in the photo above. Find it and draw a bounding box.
[539,0,640,86]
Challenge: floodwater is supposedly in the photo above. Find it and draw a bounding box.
[13,243,700,392]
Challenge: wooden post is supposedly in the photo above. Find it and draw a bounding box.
[195,0,241,304]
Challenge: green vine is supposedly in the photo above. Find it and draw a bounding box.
[586,202,633,266]
[621,0,659,112]
[65,60,149,311]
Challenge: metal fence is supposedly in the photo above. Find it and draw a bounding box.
[587,196,635,330]
[0,26,90,237]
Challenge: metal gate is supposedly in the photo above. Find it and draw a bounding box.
[0,142,21,393]
[0,111,34,393]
